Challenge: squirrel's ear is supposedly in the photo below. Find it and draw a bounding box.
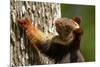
[72,16,81,25]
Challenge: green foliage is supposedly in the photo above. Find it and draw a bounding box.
[61,4,95,62]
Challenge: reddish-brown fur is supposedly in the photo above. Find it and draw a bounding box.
[16,16,84,63]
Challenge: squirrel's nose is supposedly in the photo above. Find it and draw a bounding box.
[55,18,61,24]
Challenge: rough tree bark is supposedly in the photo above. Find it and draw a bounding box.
[10,0,61,66]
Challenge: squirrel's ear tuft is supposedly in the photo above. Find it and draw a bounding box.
[72,16,81,25]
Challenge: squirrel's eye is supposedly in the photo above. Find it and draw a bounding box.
[66,25,71,30]
[65,25,72,32]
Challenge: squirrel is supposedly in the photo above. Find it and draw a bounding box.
[16,16,84,64]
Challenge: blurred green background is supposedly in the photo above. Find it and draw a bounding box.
[61,4,95,62]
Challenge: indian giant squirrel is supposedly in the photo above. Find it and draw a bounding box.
[17,16,84,64]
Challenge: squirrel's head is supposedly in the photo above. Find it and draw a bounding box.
[55,16,83,37]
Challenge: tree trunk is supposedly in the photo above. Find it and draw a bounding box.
[10,0,61,66]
